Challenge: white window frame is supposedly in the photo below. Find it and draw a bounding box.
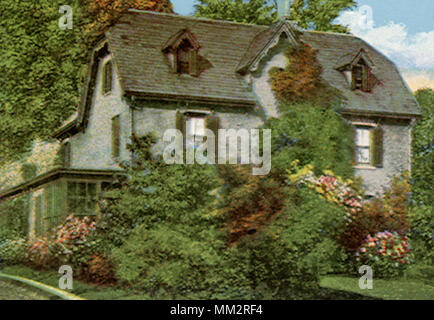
[353,122,377,169]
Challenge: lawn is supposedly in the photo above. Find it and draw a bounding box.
[0,265,149,300]
[320,275,434,300]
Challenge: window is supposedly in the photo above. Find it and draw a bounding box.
[176,39,198,75]
[354,125,384,167]
[186,116,206,149]
[34,195,44,237]
[112,115,120,159]
[67,182,98,216]
[351,59,372,92]
[103,60,113,94]
[355,127,372,165]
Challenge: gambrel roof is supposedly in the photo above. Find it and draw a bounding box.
[54,10,421,139]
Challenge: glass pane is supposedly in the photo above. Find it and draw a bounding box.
[67,182,76,197]
[187,117,205,137]
[356,128,370,147]
[88,183,97,198]
[356,147,370,164]
[78,183,86,197]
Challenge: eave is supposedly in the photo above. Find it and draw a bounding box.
[0,168,124,201]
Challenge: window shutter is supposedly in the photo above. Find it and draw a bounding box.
[112,115,120,159]
[176,110,186,151]
[34,195,43,237]
[205,112,219,160]
[370,126,384,167]
[351,70,357,90]
[362,66,370,92]
[351,125,357,164]
[189,50,198,76]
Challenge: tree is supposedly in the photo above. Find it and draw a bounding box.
[0,0,172,164]
[289,0,356,33]
[412,88,434,206]
[195,0,356,31]
[194,0,277,25]
[85,0,173,34]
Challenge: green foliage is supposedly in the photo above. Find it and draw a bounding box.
[290,0,356,33]
[113,222,226,298]
[21,163,38,182]
[194,0,277,25]
[0,196,30,241]
[412,88,434,207]
[194,0,356,32]
[0,238,28,266]
[227,187,349,299]
[408,205,433,265]
[265,103,354,180]
[0,0,88,163]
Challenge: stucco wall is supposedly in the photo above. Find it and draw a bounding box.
[69,54,131,170]
[350,117,412,196]
[133,102,265,158]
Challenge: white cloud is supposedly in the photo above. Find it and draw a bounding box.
[337,6,434,70]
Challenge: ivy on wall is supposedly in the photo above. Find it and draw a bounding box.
[269,43,341,108]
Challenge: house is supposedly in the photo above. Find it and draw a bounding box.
[0,6,421,239]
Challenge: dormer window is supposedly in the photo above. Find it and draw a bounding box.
[177,39,197,75]
[351,59,371,92]
[163,29,201,77]
[102,60,113,94]
[336,49,378,93]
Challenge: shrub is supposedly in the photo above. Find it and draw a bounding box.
[0,238,28,266]
[87,254,117,285]
[217,165,287,244]
[342,174,410,251]
[226,187,349,299]
[113,220,227,299]
[408,205,433,264]
[356,231,412,278]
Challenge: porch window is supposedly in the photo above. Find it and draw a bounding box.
[67,182,98,216]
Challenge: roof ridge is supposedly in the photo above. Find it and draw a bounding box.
[126,8,268,28]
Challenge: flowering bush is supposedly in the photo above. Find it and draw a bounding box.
[27,238,57,268]
[0,238,28,266]
[356,231,412,278]
[287,163,363,222]
[28,215,98,270]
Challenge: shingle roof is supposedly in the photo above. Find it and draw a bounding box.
[105,10,420,117]
[300,31,421,117]
[106,10,265,106]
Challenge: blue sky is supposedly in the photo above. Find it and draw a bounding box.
[172,0,434,90]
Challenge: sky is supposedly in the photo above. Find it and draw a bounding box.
[172,0,434,91]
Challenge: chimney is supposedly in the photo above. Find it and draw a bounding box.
[276,0,293,19]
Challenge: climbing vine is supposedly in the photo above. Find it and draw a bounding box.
[269,43,341,107]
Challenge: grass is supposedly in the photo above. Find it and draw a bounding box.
[320,275,434,300]
[0,265,149,300]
